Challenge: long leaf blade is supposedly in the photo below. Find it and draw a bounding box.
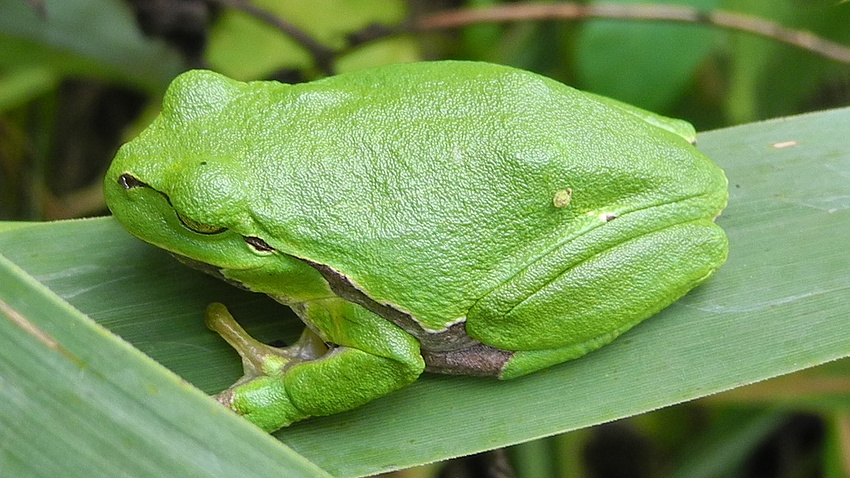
[0,252,332,477]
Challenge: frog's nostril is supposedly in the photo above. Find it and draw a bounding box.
[118,173,148,190]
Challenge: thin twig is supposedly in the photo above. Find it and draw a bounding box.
[412,3,850,65]
[203,0,337,74]
[200,1,850,73]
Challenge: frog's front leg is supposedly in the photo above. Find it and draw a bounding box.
[205,300,425,432]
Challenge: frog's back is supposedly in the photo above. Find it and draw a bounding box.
[222,62,726,332]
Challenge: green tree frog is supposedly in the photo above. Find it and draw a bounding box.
[104,61,728,432]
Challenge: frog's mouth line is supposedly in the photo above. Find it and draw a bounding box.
[116,172,275,253]
[168,252,259,293]
[163,216,481,352]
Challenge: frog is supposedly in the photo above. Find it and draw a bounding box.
[104,60,728,432]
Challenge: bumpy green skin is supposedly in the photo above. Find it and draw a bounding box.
[104,61,728,432]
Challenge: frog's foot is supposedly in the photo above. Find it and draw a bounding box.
[205,302,328,383]
[205,300,425,432]
[204,302,327,429]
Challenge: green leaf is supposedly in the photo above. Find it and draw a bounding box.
[1,107,849,476]
[574,0,720,111]
[0,65,56,111]
[0,240,331,476]
[0,0,184,91]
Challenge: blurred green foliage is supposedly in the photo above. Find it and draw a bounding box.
[1,1,849,476]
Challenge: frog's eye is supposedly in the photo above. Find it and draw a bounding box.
[244,236,275,253]
[176,212,227,235]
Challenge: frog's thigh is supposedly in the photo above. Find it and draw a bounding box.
[466,220,727,357]
[284,299,426,416]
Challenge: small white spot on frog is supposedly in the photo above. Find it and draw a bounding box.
[772,140,798,149]
[451,146,463,160]
[585,211,617,222]
[553,188,572,208]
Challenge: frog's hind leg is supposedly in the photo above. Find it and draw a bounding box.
[420,320,638,380]
[205,299,425,432]
[465,214,727,377]
[498,320,639,379]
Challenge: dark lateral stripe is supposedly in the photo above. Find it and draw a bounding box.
[302,259,478,352]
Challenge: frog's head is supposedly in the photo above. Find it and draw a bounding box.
[104,70,286,279]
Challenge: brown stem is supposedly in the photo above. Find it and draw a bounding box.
[412,3,850,65]
[200,1,850,73]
